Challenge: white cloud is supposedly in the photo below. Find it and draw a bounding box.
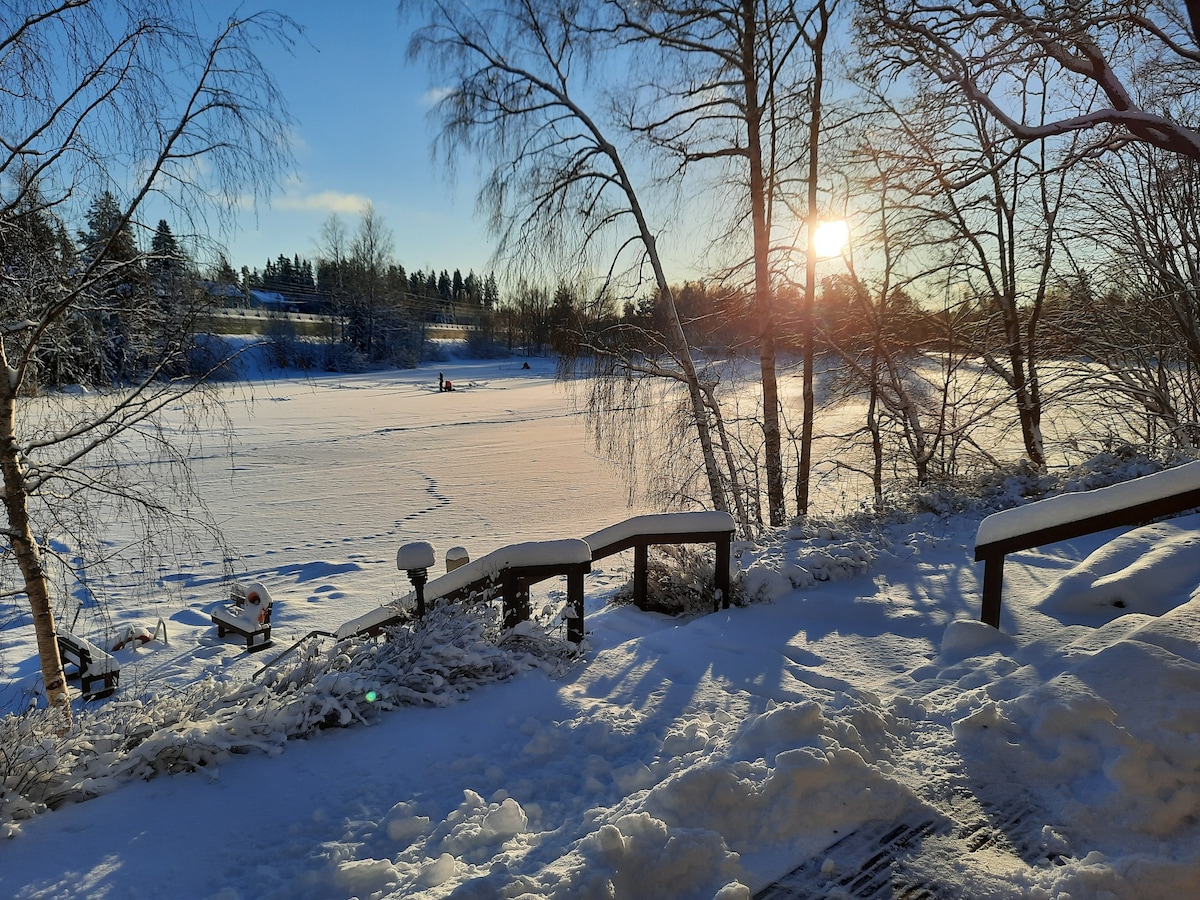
[422,86,455,105]
[273,190,369,214]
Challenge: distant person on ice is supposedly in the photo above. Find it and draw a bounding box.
[438,372,444,391]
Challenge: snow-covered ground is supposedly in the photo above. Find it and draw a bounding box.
[2,349,1199,899]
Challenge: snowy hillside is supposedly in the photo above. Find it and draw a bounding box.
[2,351,1199,899]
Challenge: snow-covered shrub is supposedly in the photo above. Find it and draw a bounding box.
[1056,442,1188,493]
[0,601,577,833]
[182,334,241,381]
[610,545,743,615]
[742,524,881,602]
[322,342,367,372]
[0,709,72,832]
[421,340,449,363]
[263,324,324,371]
[873,446,1195,522]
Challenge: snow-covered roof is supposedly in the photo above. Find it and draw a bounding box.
[977,460,1200,547]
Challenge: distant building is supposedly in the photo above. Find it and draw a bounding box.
[248,289,298,313]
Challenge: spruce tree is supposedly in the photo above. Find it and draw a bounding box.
[148,219,185,276]
[78,190,138,263]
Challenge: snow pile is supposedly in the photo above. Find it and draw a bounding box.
[1036,515,1200,619]
[643,697,916,847]
[368,694,918,899]
[741,522,883,600]
[947,594,1200,895]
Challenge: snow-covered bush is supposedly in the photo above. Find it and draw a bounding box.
[322,342,368,372]
[0,601,576,832]
[263,324,324,371]
[742,523,882,602]
[610,545,743,615]
[866,446,1195,522]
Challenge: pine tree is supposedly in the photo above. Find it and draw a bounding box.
[483,272,500,310]
[77,190,138,263]
[212,255,239,285]
[0,166,59,269]
[148,219,185,276]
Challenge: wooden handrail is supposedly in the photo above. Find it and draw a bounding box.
[975,463,1200,627]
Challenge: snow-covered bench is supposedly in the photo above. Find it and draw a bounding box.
[56,630,119,700]
[338,539,593,643]
[211,581,275,651]
[975,462,1200,627]
[583,511,737,612]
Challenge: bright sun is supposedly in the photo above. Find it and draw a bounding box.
[812,219,849,258]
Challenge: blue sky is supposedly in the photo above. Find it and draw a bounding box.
[222,3,493,280]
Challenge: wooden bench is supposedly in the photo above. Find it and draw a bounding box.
[56,630,119,700]
[338,539,592,643]
[211,581,275,651]
[975,461,1200,627]
[584,512,737,612]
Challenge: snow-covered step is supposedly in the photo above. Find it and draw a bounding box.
[754,792,1063,899]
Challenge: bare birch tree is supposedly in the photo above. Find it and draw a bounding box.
[0,0,295,720]
[348,202,396,360]
[609,0,840,524]
[408,0,734,518]
[846,71,1084,470]
[1060,140,1200,448]
[860,0,1200,161]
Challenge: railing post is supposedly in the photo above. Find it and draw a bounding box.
[566,568,585,643]
[634,542,649,610]
[502,570,519,629]
[502,570,531,629]
[715,533,731,611]
[980,553,1005,628]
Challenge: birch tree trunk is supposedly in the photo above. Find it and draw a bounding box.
[0,345,68,716]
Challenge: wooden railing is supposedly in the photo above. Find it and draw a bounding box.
[975,462,1200,627]
[337,511,737,643]
[583,512,736,612]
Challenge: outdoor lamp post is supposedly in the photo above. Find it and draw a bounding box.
[396,541,437,617]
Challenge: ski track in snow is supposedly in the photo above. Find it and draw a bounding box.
[374,408,584,434]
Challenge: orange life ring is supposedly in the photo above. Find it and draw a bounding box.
[245,591,267,624]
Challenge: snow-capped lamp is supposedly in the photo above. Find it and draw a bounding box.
[446,546,469,572]
[396,541,437,617]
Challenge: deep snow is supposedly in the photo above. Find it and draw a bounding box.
[1,349,1199,899]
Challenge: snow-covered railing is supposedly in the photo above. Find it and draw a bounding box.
[584,511,736,612]
[338,513,736,646]
[974,461,1200,627]
[338,539,592,643]
[56,631,119,700]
